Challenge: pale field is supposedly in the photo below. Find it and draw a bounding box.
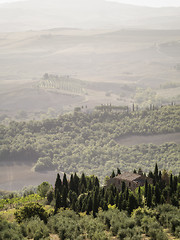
[0,164,61,191]
[116,132,180,146]
[0,28,180,116]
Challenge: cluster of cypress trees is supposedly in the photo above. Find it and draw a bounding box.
[54,164,180,216]
[145,164,180,207]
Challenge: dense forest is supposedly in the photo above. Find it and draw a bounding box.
[0,165,180,240]
[0,105,180,181]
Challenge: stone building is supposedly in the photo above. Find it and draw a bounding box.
[107,172,153,192]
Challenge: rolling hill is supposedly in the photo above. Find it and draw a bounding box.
[0,0,180,32]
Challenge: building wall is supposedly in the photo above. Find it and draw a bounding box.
[107,175,153,192]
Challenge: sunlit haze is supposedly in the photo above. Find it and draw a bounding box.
[107,0,180,7]
[0,0,180,7]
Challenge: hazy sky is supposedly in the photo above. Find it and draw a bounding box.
[0,0,180,7]
[107,0,180,7]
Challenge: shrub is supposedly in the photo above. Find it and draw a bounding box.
[20,216,49,240]
[14,202,48,223]
[0,217,23,240]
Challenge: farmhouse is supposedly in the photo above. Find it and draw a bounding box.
[107,172,153,192]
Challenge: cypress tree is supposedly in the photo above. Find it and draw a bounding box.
[55,173,62,197]
[87,178,93,191]
[125,187,129,200]
[147,184,152,207]
[54,190,61,213]
[170,174,173,196]
[94,177,99,188]
[173,176,178,192]
[117,168,121,176]
[128,193,138,214]
[159,171,162,181]
[63,173,68,191]
[122,181,126,193]
[74,173,79,195]
[86,196,93,214]
[154,163,159,184]
[92,187,99,217]
[118,193,123,210]
[108,192,114,205]
[111,170,115,178]
[115,192,119,206]
[80,173,87,192]
[145,180,148,198]
[69,174,74,191]
[155,183,161,205]
[138,186,142,205]
[62,186,68,208]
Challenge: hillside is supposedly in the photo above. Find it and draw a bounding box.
[0,28,180,117]
[0,0,180,32]
[0,105,180,189]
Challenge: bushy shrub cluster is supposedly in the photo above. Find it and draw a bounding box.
[0,217,23,240]
[20,216,49,240]
[157,204,180,238]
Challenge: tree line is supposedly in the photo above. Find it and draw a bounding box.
[51,164,180,217]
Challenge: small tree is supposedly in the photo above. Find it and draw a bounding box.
[14,203,47,223]
[37,181,52,198]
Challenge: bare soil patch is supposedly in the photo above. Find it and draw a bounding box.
[116,132,180,146]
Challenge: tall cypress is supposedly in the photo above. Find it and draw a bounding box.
[125,187,129,200]
[55,173,62,197]
[116,168,121,176]
[154,163,159,184]
[94,177,99,188]
[63,173,68,191]
[128,193,138,214]
[74,173,79,195]
[80,173,87,192]
[170,174,173,196]
[69,174,74,192]
[155,183,161,205]
[54,190,61,213]
[122,181,126,193]
[86,195,93,214]
[145,179,148,198]
[62,185,68,208]
[111,170,115,178]
[92,187,99,217]
[147,184,152,207]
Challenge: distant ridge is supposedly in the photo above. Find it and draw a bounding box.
[0,0,180,32]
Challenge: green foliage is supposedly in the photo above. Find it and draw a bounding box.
[0,217,23,240]
[14,202,48,223]
[157,204,180,238]
[37,182,52,198]
[0,194,42,210]
[0,105,180,180]
[20,216,49,240]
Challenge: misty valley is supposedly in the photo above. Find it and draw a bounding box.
[0,0,180,239]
